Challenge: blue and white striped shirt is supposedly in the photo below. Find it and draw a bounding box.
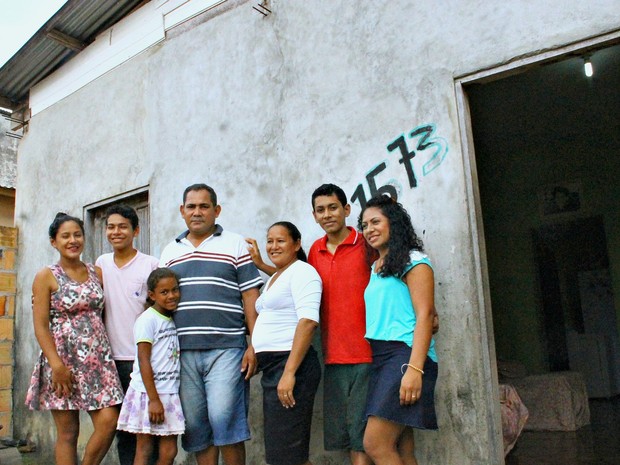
[160,225,263,350]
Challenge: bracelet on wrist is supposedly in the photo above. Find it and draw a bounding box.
[400,363,424,375]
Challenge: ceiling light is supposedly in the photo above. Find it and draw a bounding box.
[584,57,593,77]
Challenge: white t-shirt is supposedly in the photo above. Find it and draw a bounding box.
[253,260,322,353]
[129,308,181,394]
[96,251,159,360]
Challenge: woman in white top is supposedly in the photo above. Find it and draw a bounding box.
[251,221,322,465]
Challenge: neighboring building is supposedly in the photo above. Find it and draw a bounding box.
[0,110,17,438]
[1,1,619,464]
[0,111,17,227]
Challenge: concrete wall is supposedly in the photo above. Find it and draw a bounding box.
[0,115,17,188]
[0,114,17,227]
[12,1,620,463]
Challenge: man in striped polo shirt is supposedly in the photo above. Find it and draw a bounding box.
[160,184,263,465]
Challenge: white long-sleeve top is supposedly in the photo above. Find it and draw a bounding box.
[252,260,322,353]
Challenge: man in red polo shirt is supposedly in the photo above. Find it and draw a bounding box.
[307,183,374,465]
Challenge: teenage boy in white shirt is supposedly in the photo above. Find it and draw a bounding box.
[96,205,159,465]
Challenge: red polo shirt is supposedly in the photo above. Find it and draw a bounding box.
[308,227,373,364]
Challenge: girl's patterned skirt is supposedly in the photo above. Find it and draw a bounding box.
[117,386,185,435]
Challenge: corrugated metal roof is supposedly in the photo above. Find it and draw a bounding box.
[0,0,148,110]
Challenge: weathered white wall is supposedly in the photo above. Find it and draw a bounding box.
[0,116,17,184]
[13,1,620,463]
[0,115,17,227]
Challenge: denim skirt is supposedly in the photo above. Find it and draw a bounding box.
[366,340,438,430]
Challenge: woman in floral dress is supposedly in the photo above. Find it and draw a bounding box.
[25,213,124,465]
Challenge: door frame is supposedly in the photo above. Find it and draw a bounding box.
[453,28,620,463]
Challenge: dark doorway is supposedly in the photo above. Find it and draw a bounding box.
[466,41,620,382]
[465,39,620,465]
[532,216,619,390]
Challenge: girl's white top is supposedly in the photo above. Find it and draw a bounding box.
[129,307,181,394]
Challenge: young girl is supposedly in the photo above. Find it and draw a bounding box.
[358,195,438,465]
[116,268,185,465]
[26,213,123,465]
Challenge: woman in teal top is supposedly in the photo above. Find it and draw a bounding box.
[358,194,438,465]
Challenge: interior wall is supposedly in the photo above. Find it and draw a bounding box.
[469,45,620,374]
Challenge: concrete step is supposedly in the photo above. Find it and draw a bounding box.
[0,447,23,465]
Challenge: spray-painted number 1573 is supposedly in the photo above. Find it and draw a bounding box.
[350,124,448,209]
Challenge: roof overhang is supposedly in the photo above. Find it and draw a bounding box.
[0,0,148,110]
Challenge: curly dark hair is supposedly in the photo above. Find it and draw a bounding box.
[357,194,423,277]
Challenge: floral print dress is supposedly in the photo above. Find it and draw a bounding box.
[25,263,124,410]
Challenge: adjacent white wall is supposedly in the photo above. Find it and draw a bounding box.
[14,1,620,463]
[30,0,224,115]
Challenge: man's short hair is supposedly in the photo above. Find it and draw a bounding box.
[183,183,218,206]
[311,183,348,210]
[105,204,139,230]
